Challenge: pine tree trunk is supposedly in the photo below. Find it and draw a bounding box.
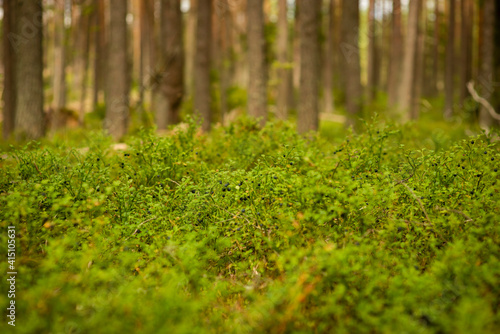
[444,0,456,119]
[195,0,212,132]
[247,0,267,126]
[298,0,321,134]
[367,0,377,103]
[157,0,184,130]
[413,0,424,119]
[277,0,292,119]
[459,0,473,103]
[340,0,362,124]
[105,0,129,140]
[14,0,45,139]
[53,0,66,112]
[2,0,16,140]
[92,0,106,111]
[398,0,420,120]
[478,0,495,128]
[388,0,402,106]
[323,0,335,114]
[432,0,440,96]
[79,9,91,125]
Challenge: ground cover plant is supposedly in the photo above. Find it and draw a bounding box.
[0,118,499,333]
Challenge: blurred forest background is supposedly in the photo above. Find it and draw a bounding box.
[1,0,500,141]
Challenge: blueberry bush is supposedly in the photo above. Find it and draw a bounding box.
[0,118,499,333]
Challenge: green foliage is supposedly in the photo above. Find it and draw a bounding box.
[0,119,499,333]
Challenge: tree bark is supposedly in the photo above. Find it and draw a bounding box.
[156,0,184,130]
[92,0,106,111]
[398,0,420,120]
[247,0,267,126]
[340,0,362,124]
[298,0,321,134]
[195,0,212,132]
[444,0,456,119]
[323,0,335,114]
[367,0,378,103]
[431,0,440,97]
[105,0,129,140]
[459,0,473,103]
[277,0,292,119]
[14,0,45,140]
[478,0,495,128]
[388,0,403,107]
[2,0,16,140]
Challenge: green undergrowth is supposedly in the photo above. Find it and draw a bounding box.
[0,118,499,333]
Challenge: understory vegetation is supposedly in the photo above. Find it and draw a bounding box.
[1,118,499,333]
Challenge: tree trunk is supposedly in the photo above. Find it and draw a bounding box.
[413,0,425,119]
[195,0,212,132]
[14,0,45,140]
[388,0,403,107]
[478,0,495,128]
[53,0,66,111]
[105,0,129,140]
[367,0,377,103]
[277,0,292,119]
[398,0,420,120]
[2,0,16,140]
[247,0,267,126]
[92,0,106,111]
[444,0,456,119]
[431,0,440,97]
[323,0,335,114]
[79,8,91,125]
[459,0,473,103]
[340,0,362,124]
[156,0,184,130]
[298,0,321,134]
[219,0,233,123]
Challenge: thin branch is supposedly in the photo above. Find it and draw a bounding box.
[397,178,432,224]
[126,216,158,240]
[435,206,474,222]
[467,81,500,121]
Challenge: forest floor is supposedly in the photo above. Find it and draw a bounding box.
[0,117,499,333]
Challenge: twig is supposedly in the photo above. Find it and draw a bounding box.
[126,216,158,240]
[167,179,181,186]
[467,81,500,121]
[397,179,432,224]
[435,206,474,222]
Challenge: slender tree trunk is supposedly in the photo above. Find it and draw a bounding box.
[298,0,321,134]
[444,0,456,118]
[79,9,91,125]
[459,0,473,103]
[324,0,335,114]
[247,0,267,126]
[398,0,420,120]
[219,1,233,123]
[2,0,16,139]
[277,0,292,119]
[53,0,66,111]
[195,0,212,131]
[105,0,129,140]
[93,0,106,110]
[413,0,425,119]
[431,0,440,96]
[156,0,184,130]
[14,0,45,139]
[293,0,300,103]
[388,0,402,107]
[340,0,362,124]
[367,0,377,103]
[478,0,495,128]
